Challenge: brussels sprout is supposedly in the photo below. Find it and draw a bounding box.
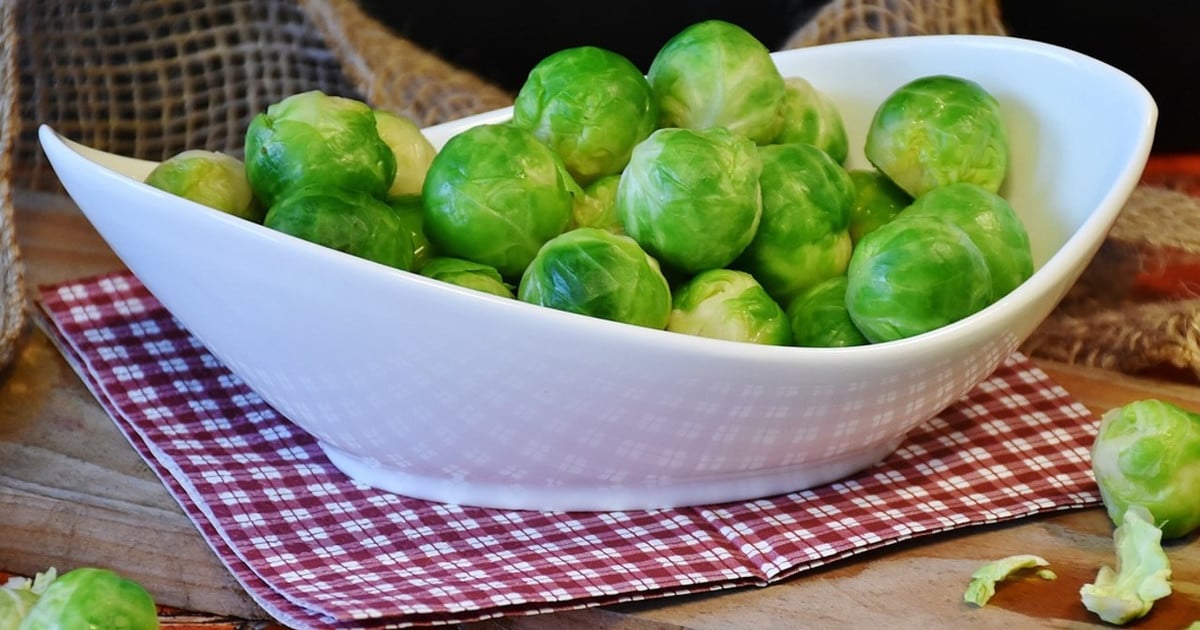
[847,169,911,244]
[144,150,263,222]
[571,174,623,233]
[512,46,657,185]
[1080,504,1173,625]
[668,269,791,345]
[648,19,786,145]
[18,568,158,630]
[773,77,849,164]
[736,142,854,306]
[1091,399,1200,540]
[786,276,868,348]
[864,75,1008,198]
[388,194,437,271]
[903,182,1033,299]
[421,257,514,299]
[616,127,762,274]
[845,214,992,342]
[244,90,396,206]
[1,581,38,630]
[373,109,437,199]
[265,186,414,271]
[422,123,574,279]
[519,227,671,329]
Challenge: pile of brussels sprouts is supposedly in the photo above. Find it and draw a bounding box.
[146,19,1032,347]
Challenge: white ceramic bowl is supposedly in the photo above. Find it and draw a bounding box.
[40,35,1155,511]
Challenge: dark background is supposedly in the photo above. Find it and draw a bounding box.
[359,1,1199,153]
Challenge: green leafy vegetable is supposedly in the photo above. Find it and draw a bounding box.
[519,227,672,329]
[1091,399,1200,540]
[847,169,911,244]
[736,142,854,306]
[668,269,791,345]
[845,214,992,342]
[786,276,868,348]
[865,74,1008,198]
[17,567,159,630]
[903,182,1033,300]
[513,46,657,185]
[1080,504,1173,625]
[571,174,623,233]
[616,126,762,274]
[647,19,786,145]
[387,195,437,271]
[0,568,55,630]
[773,76,849,163]
[244,90,396,207]
[264,186,414,271]
[422,123,575,280]
[373,109,437,200]
[421,257,514,299]
[963,554,1054,607]
[144,150,262,222]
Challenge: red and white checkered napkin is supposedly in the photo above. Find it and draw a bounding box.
[36,271,1102,629]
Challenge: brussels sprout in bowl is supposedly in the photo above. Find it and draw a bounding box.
[38,35,1155,511]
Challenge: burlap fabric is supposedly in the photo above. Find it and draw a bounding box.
[0,0,26,373]
[10,0,513,191]
[0,0,1193,380]
[784,0,1006,46]
[0,0,513,371]
[1020,185,1200,379]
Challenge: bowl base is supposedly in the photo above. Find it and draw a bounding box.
[319,438,905,512]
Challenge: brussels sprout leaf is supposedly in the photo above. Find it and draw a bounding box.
[963,554,1054,607]
[1080,504,1173,625]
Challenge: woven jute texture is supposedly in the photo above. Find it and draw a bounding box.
[0,0,28,373]
[10,0,514,192]
[1021,186,1200,379]
[0,0,514,372]
[784,0,1006,47]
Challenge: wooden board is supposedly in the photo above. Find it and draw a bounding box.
[2,190,1197,628]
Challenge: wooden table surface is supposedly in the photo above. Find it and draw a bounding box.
[2,189,1197,629]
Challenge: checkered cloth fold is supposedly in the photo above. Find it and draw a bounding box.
[35,270,1101,629]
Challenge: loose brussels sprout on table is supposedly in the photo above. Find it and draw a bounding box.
[144,149,262,222]
[865,74,1008,198]
[265,186,414,271]
[519,227,672,329]
[422,123,575,280]
[668,269,791,345]
[616,127,762,275]
[512,46,657,185]
[244,90,397,207]
[648,19,786,145]
[12,567,159,630]
[1091,399,1200,540]
[735,142,855,307]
